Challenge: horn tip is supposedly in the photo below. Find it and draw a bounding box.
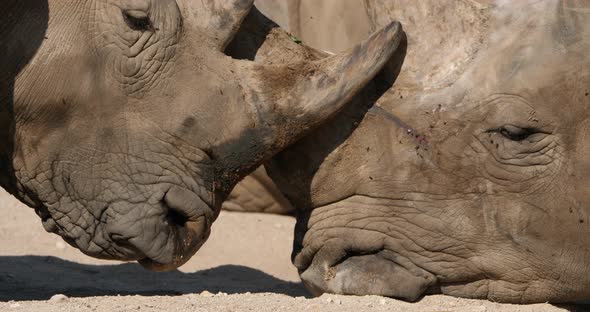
[358,20,403,69]
[375,21,403,48]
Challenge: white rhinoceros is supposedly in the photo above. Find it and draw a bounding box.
[240,0,590,304]
[0,0,403,271]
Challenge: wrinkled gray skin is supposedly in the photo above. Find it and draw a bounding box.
[263,0,590,304]
[0,0,403,271]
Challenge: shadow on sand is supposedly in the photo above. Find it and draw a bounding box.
[0,256,309,301]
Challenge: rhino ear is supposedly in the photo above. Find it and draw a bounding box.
[186,0,255,50]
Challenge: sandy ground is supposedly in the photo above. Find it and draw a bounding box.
[0,189,582,311]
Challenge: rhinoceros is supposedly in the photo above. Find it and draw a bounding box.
[249,0,590,304]
[0,0,403,271]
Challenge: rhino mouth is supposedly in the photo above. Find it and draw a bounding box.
[296,244,437,301]
[121,185,216,272]
[136,216,211,272]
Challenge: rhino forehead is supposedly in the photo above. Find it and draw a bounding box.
[459,0,589,97]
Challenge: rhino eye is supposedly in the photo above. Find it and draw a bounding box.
[122,10,153,31]
[488,125,541,142]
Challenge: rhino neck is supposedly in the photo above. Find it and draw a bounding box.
[0,1,49,198]
[0,90,15,195]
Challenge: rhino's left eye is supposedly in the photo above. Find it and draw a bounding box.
[487,125,542,142]
[122,10,153,31]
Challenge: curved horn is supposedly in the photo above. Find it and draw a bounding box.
[258,21,402,144]
[219,21,403,176]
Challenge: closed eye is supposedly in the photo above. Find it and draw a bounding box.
[486,125,546,142]
[122,10,153,32]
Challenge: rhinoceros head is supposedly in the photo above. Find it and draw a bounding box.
[0,0,402,270]
[266,0,590,303]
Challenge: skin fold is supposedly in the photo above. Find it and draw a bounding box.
[0,0,403,271]
[223,166,294,215]
[261,0,590,304]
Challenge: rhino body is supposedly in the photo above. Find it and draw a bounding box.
[0,0,403,270]
[254,0,590,304]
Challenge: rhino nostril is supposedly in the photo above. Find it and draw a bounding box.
[162,186,214,223]
[165,206,189,227]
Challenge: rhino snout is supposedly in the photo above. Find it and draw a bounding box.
[106,186,214,272]
[299,247,437,302]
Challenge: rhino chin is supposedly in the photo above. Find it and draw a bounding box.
[137,217,210,272]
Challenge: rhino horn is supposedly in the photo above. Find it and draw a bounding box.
[210,22,403,183]
[239,21,403,163]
